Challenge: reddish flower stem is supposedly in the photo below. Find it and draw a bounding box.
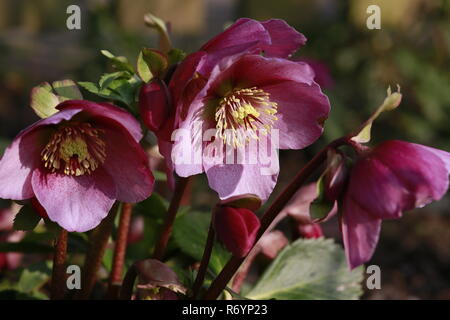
[50,228,68,300]
[191,210,216,299]
[107,203,133,299]
[153,176,189,260]
[204,137,349,300]
[75,203,119,300]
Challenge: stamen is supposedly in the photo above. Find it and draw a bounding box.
[214,87,278,147]
[41,122,106,176]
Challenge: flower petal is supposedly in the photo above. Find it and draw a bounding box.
[205,161,278,202]
[261,19,307,58]
[32,167,116,232]
[199,18,271,73]
[373,141,450,208]
[101,126,154,203]
[341,193,382,270]
[57,100,143,142]
[0,129,43,200]
[348,156,410,219]
[0,108,88,201]
[263,80,330,149]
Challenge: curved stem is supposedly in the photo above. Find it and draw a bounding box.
[153,176,189,260]
[107,203,133,299]
[75,203,119,300]
[204,137,349,300]
[191,210,216,299]
[50,228,68,300]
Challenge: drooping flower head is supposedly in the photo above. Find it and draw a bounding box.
[0,100,154,232]
[340,140,450,269]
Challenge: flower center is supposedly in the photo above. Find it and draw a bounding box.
[215,87,278,148]
[41,122,106,176]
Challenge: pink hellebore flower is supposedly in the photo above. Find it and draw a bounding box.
[172,54,330,201]
[342,140,450,269]
[146,19,309,186]
[0,100,154,232]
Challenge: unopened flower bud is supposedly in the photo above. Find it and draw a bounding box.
[139,79,170,132]
[298,223,323,239]
[214,206,261,257]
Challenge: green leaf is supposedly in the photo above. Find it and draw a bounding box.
[137,51,153,83]
[100,50,135,74]
[168,48,187,66]
[136,193,168,220]
[17,268,50,293]
[153,170,167,181]
[30,82,59,118]
[98,71,128,90]
[13,204,41,231]
[247,238,363,300]
[173,212,231,275]
[52,79,83,101]
[78,79,138,107]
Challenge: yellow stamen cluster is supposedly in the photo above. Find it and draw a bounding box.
[215,87,278,147]
[41,122,106,176]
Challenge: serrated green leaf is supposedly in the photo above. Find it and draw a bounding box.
[100,50,134,73]
[13,204,41,231]
[247,238,363,300]
[30,82,59,118]
[52,79,83,101]
[99,71,128,90]
[173,212,231,275]
[78,81,100,94]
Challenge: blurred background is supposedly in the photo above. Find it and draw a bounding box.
[0,0,449,299]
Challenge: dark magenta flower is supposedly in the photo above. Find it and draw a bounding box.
[0,100,154,232]
[341,140,450,269]
[171,54,329,201]
[214,206,261,257]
